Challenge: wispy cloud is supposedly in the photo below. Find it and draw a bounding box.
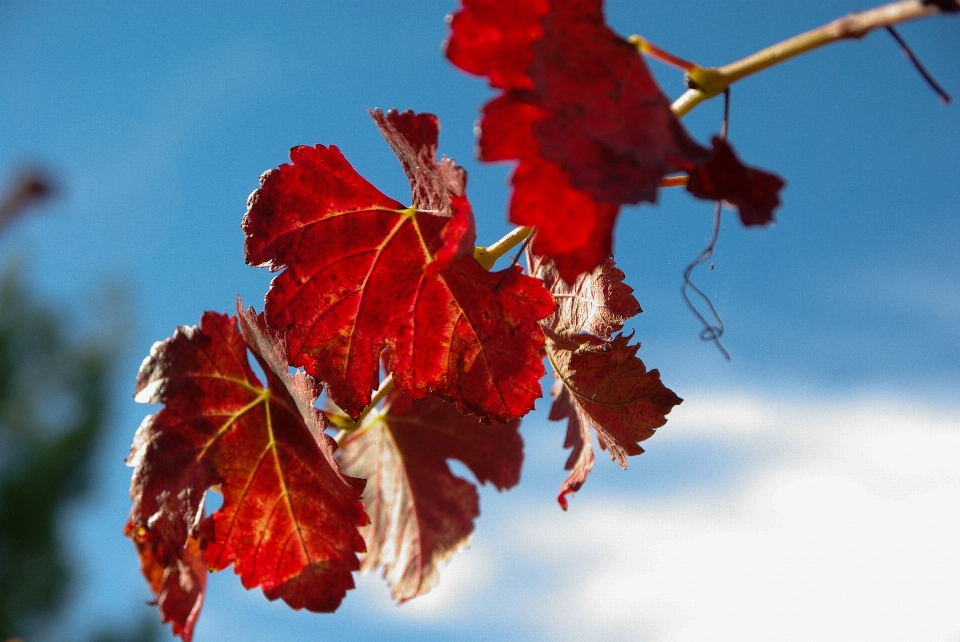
[394,393,960,642]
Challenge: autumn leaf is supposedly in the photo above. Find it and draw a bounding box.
[510,156,621,283]
[337,388,523,602]
[126,305,367,640]
[548,333,681,509]
[243,109,554,422]
[444,0,550,91]
[686,137,786,226]
[531,253,681,509]
[447,0,784,281]
[534,253,641,339]
[526,0,709,206]
[125,521,205,642]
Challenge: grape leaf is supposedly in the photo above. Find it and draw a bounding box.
[511,156,621,283]
[243,109,554,422]
[337,388,523,602]
[444,0,550,91]
[447,0,785,281]
[526,0,709,206]
[127,305,367,640]
[531,254,681,509]
[685,136,786,226]
[534,253,640,339]
[548,333,681,509]
[475,77,623,281]
[125,521,205,642]
[369,109,469,235]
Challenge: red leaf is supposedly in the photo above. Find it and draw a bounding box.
[686,137,786,226]
[445,0,550,91]
[369,109,468,226]
[548,333,681,509]
[337,388,523,601]
[476,93,549,163]
[478,93,618,281]
[448,0,785,281]
[243,110,554,422]
[532,253,640,340]
[125,522,205,642]
[532,254,680,509]
[510,157,620,283]
[127,305,368,639]
[527,0,709,206]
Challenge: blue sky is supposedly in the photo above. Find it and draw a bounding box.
[1,1,958,641]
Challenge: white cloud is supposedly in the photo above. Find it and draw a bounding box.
[496,393,960,642]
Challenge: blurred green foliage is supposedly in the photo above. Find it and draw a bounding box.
[0,268,110,638]
[0,267,161,641]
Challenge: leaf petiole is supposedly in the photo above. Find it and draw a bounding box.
[330,374,395,442]
[474,226,533,270]
[660,175,689,188]
[628,35,699,73]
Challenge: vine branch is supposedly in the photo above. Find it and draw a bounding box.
[671,0,957,117]
[338,0,956,426]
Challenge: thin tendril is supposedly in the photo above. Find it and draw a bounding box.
[681,200,730,360]
[885,26,951,103]
[681,87,731,361]
[720,87,730,139]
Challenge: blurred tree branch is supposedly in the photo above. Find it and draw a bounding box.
[0,171,54,236]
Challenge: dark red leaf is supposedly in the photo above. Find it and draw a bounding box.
[532,254,680,509]
[527,0,709,205]
[125,522,205,642]
[448,0,785,281]
[444,0,550,91]
[337,388,523,601]
[369,109,468,224]
[510,158,620,283]
[127,306,368,639]
[477,93,549,162]
[686,136,786,226]
[478,92,617,282]
[548,333,681,509]
[532,253,640,340]
[243,110,553,422]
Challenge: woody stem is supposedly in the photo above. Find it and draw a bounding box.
[671,0,955,117]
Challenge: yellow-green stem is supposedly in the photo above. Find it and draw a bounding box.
[335,0,954,431]
[475,225,533,270]
[328,374,394,441]
[671,0,951,116]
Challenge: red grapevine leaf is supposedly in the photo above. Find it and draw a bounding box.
[369,109,468,222]
[337,388,522,602]
[369,108,477,267]
[686,137,786,226]
[527,0,709,206]
[510,157,620,282]
[243,111,553,422]
[448,0,785,281]
[476,92,549,163]
[478,92,618,281]
[444,0,550,91]
[127,307,367,639]
[533,254,680,508]
[532,253,640,339]
[548,333,681,509]
[125,521,205,642]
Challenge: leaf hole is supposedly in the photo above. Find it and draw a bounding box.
[204,487,224,513]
